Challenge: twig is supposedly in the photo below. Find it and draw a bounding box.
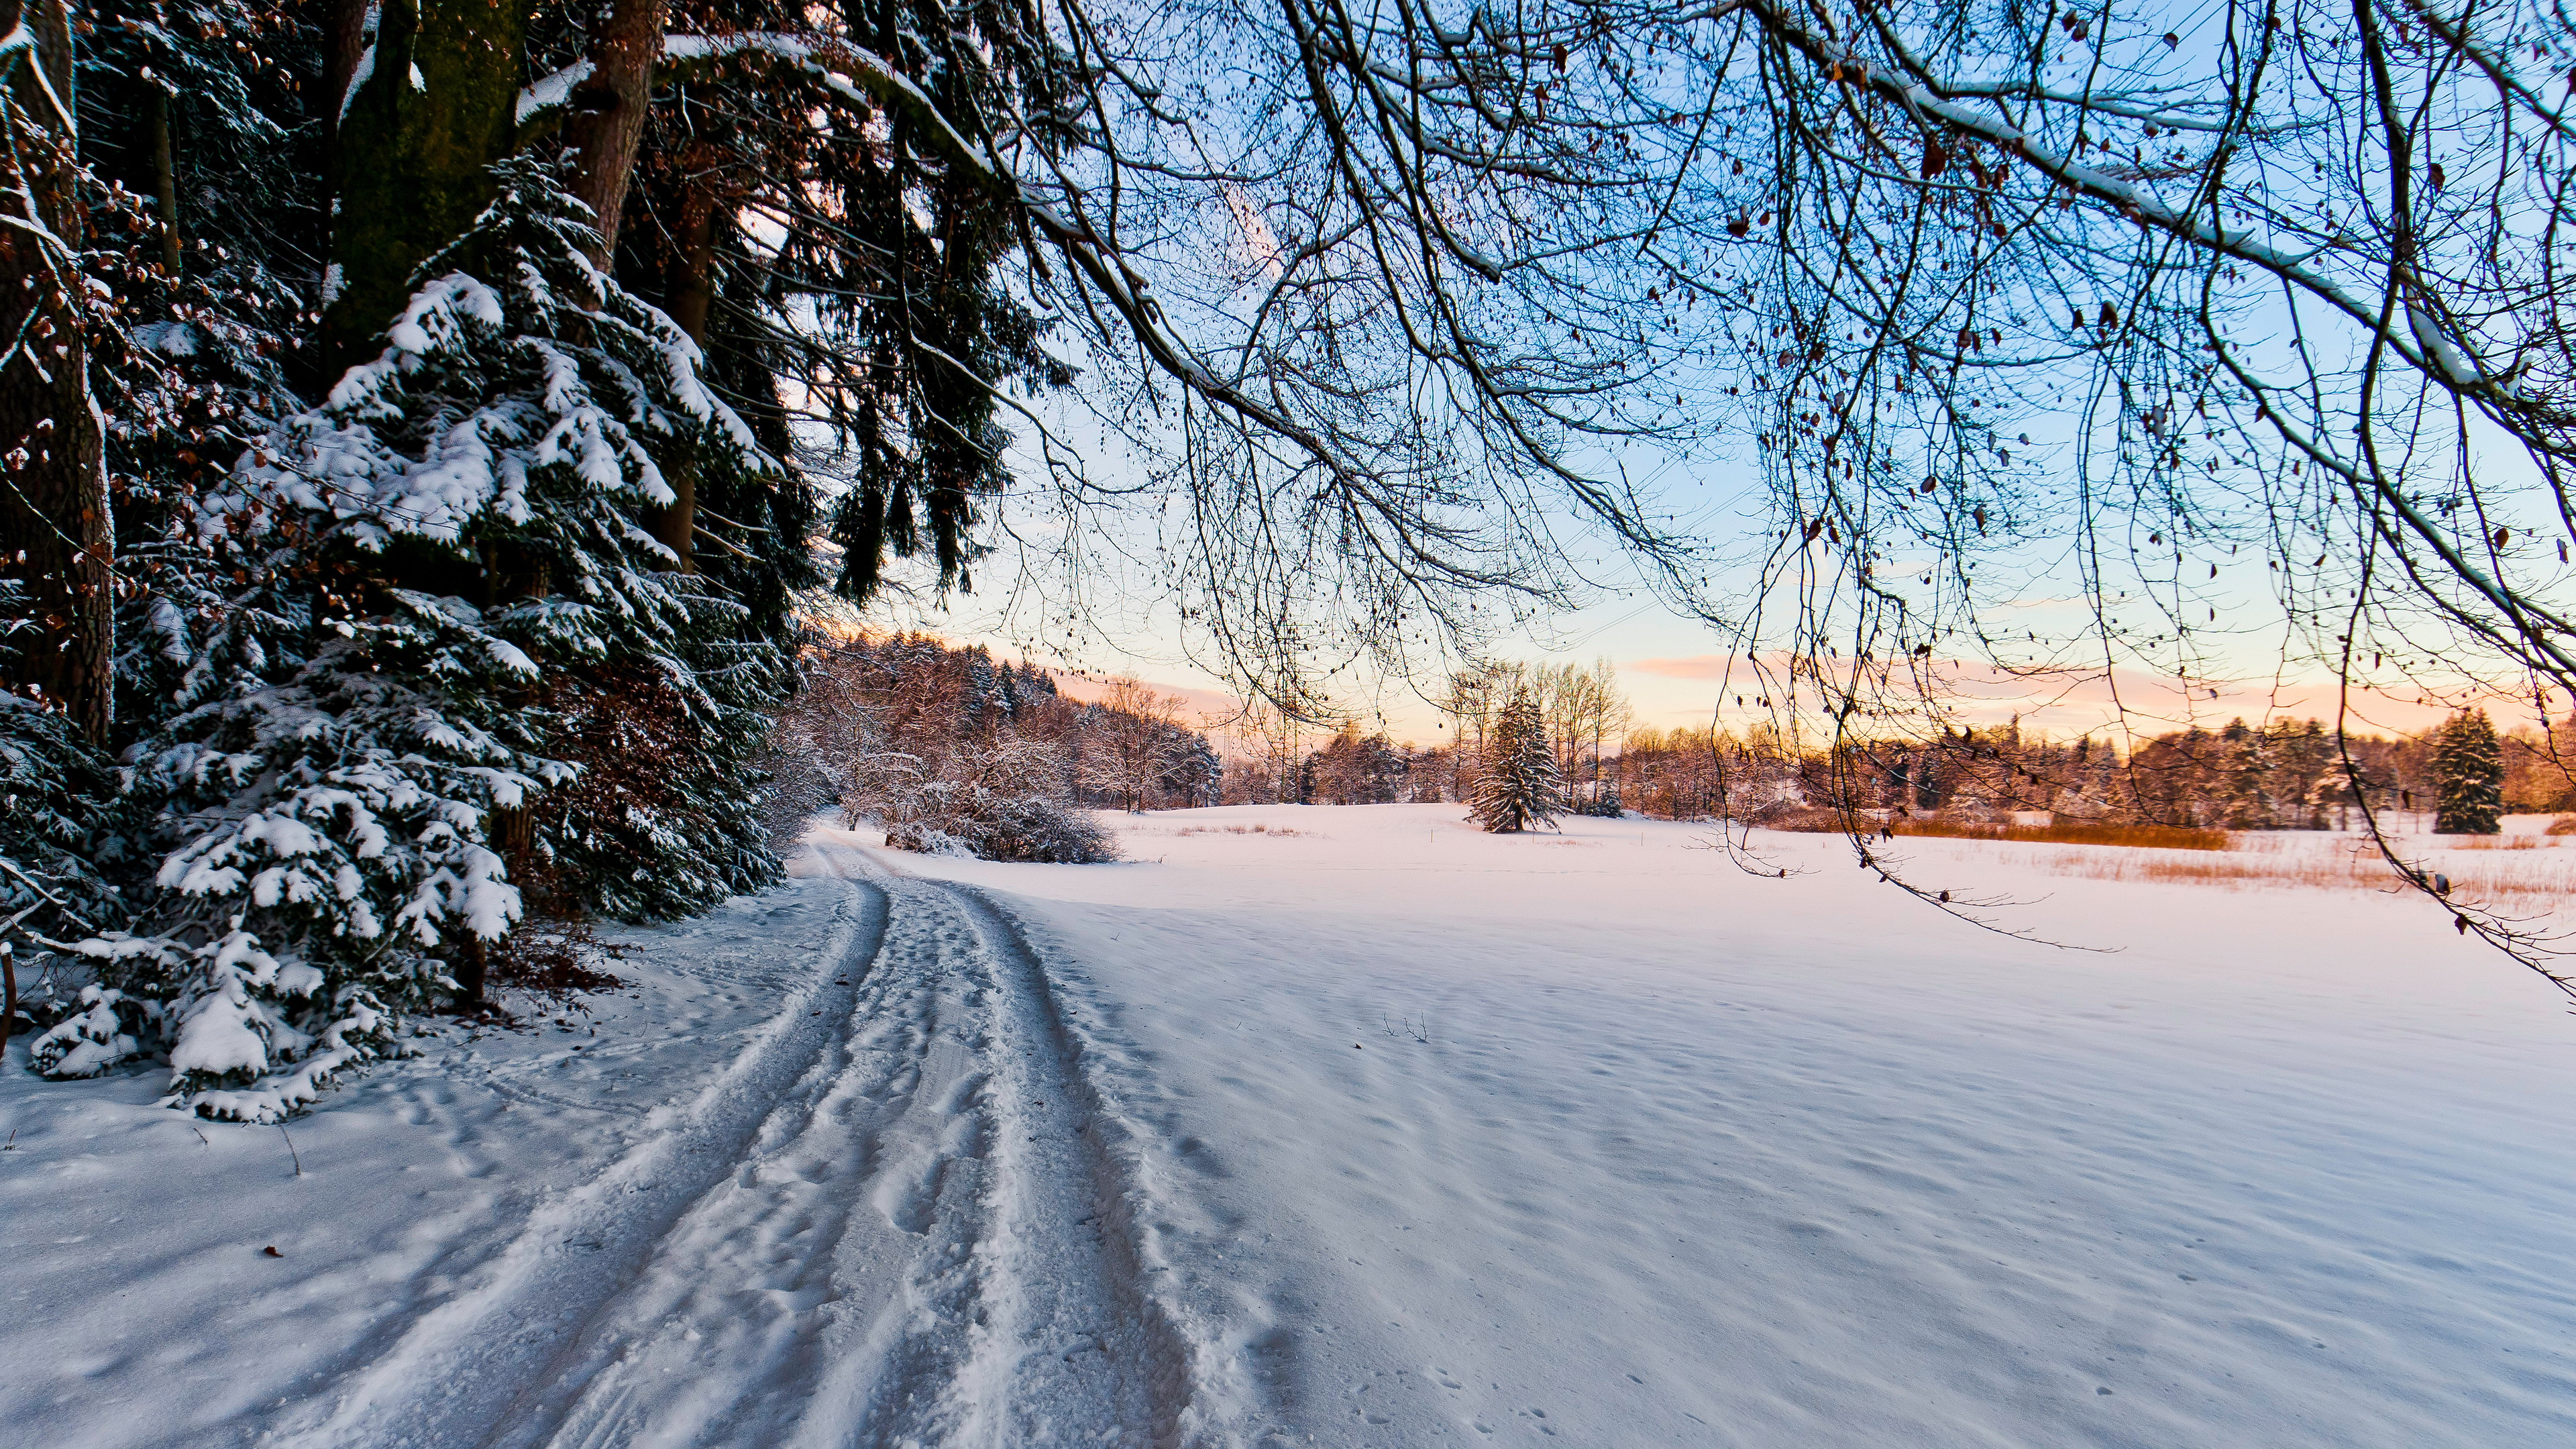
[278,1123,302,1177]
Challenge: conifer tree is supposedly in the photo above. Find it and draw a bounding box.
[0,582,118,1049]
[1164,735,1224,808]
[2434,709,2506,835]
[28,161,787,1117]
[2218,719,2275,829]
[1473,688,1565,833]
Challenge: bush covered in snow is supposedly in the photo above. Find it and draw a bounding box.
[866,741,1116,865]
[776,636,1161,864]
[883,790,1117,865]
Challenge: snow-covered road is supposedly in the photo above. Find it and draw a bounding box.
[258,843,1189,1449]
[1,843,1206,1448]
[7,807,2576,1448]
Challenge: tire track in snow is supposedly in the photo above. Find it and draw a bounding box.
[551,862,1201,1447]
[934,880,1195,1448]
[266,863,895,1449]
[519,853,1021,1448]
[270,843,1199,1448]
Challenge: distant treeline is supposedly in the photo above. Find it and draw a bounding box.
[1751,714,2573,829]
[1210,712,2576,828]
[775,643,2573,834]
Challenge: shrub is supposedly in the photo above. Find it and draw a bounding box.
[885,791,1116,863]
[863,739,1118,864]
[1891,819,2230,851]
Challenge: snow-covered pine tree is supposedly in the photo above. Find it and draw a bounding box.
[963,647,999,730]
[2434,708,2505,835]
[1473,688,1565,833]
[0,586,119,1049]
[1163,735,1224,808]
[2218,718,2275,829]
[309,158,792,925]
[1574,778,1623,818]
[34,160,788,1117]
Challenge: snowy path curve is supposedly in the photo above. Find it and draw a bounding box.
[270,843,1191,1449]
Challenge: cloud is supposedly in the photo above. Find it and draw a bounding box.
[1626,655,1732,680]
[1049,670,1248,730]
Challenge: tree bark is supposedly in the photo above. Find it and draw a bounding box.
[645,183,719,571]
[0,0,113,745]
[559,0,664,267]
[148,84,180,275]
[325,0,535,364]
[449,932,488,1009]
[562,0,698,568]
[319,0,370,162]
[488,787,538,921]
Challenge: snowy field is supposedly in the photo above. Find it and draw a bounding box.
[4,804,2573,1446]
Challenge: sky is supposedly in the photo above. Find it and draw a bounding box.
[845,434,2526,753]
[781,2,2576,761]
[847,425,2540,753]
[884,547,2506,753]
[847,264,2554,754]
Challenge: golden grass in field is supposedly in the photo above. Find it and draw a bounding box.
[1905,830,2576,910]
[1890,820,2230,851]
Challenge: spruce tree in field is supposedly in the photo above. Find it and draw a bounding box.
[2218,718,2275,829]
[2434,709,2506,835]
[1474,689,1566,833]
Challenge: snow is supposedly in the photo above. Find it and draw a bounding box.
[517,58,592,125]
[5,805,2573,1446]
[339,44,374,122]
[131,321,200,357]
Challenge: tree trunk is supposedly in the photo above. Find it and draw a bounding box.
[319,0,370,161]
[490,800,538,918]
[449,932,487,1009]
[645,183,720,570]
[559,0,664,267]
[0,0,113,746]
[148,84,181,275]
[325,0,534,364]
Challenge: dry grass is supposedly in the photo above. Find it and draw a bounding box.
[1766,812,2229,851]
[1890,820,2229,851]
[1925,830,2576,911]
[1174,823,1311,838]
[2075,853,2389,890]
